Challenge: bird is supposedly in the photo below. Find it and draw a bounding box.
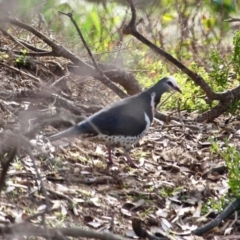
[48,76,181,167]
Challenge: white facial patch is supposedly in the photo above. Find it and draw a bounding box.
[144,112,151,131]
[167,76,179,89]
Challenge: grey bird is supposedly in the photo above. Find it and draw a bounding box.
[49,76,181,167]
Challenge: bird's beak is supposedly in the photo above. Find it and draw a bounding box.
[175,86,182,94]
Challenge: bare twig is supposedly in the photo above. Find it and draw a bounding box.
[0,28,49,53]
[225,17,240,22]
[58,11,127,98]
[0,47,56,57]
[51,73,70,88]
[23,208,58,222]
[46,188,74,205]
[177,98,185,130]
[26,147,51,208]
[0,62,42,87]
[123,0,218,101]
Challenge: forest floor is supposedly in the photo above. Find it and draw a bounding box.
[1,26,240,240]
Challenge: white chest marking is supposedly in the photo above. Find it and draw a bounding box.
[144,112,151,132]
[151,92,156,117]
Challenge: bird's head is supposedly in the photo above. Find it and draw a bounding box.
[145,76,182,108]
[163,76,182,93]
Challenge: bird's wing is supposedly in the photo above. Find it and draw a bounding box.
[78,101,149,137]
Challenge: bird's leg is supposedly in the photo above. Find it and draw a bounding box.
[124,150,138,168]
[106,145,113,165]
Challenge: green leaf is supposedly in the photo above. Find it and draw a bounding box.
[162,13,174,23]
[90,6,101,34]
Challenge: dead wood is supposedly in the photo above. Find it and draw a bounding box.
[0,17,141,96]
[0,222,128,240]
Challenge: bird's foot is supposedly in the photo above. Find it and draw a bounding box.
[128,161,139,168]
[107,160,113,167]
[125,153,139,168]
[106,146,114,166]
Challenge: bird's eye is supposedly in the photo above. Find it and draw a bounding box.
[167,81,174,87]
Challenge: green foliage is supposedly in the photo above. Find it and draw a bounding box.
[86,6,101,35]
[16,0,123,52]
[209,50,230,88]
[203,30,240,114]
[158,186,175,198]
[15,49,28,66]
[232,31,240,77]
[204,0,237,18]
[129,28,240,113]
[211,140,240,197]
[228,99,240,115]
[202,0,237,34]
[202,196,228,214]
[162,67,213,112]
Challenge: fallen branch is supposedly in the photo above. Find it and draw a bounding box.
[192,198,240,236]
[0,17,140,97]
[59,11,127,98]
[0,222,128,240]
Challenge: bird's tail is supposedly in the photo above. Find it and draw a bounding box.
[48,126,80,141]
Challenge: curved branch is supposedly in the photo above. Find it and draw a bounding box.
[194,101,229,122]
[123,0,219,101]
[192,198,240,236]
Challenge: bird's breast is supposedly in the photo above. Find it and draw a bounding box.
[95,134,139,148]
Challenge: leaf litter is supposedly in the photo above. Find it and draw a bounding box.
[1,104,239,239]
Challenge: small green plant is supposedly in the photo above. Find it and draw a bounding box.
[221,145,240,197]
[15,49,28,66]
[211,140,240,197]
[158,186,175,198]
[232,31,240,77]
[209,50,230,89]
[202,196,228,214]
